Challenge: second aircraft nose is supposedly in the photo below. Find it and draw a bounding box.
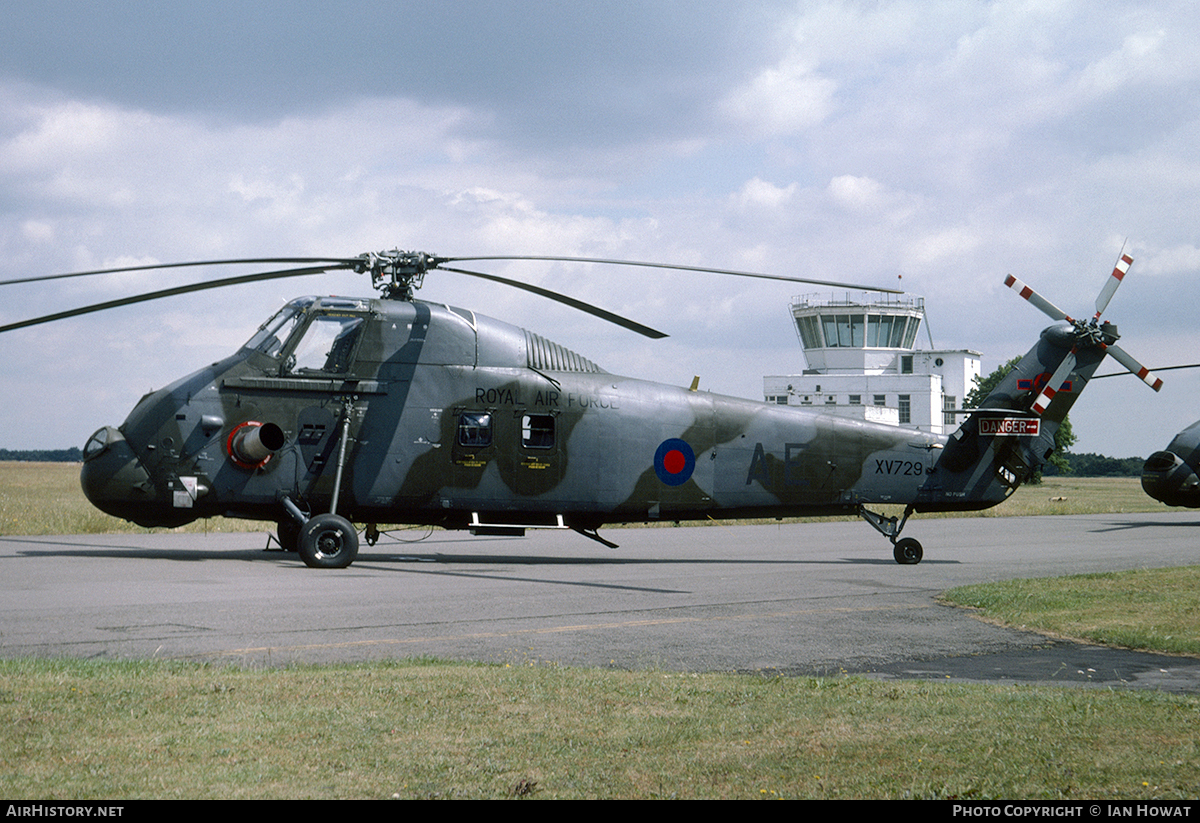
[1141,450,1200,508]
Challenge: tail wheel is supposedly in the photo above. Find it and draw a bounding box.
[893,537,923,565]
[298,513,359,569]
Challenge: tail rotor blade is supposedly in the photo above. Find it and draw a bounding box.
[1030,350,1077,415]
[1106,342,1164,392]
[1004,275,1072,323]
[1094,252,1133,320]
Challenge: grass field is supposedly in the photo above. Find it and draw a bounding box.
[2,657,1197,800]
[943,566,1200,656]
[2,461,1197,799]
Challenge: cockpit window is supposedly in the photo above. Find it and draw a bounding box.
[243,297,315,357]
[284,313,365,374]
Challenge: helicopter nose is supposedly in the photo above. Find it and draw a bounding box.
[80,426,162,523]
[1141,450,1200,508]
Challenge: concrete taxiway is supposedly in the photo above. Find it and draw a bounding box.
[1,512,1198,690]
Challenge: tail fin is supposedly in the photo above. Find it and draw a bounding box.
[924,253,1159,511]
[928,324,1104,508]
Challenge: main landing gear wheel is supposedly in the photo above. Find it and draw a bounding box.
[298,513,359,569]
[893,537,923,565]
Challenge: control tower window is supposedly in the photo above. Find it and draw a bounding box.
[820,313,865,347]
[796,315,822,348]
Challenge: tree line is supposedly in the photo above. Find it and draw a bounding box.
[0,448,83,462]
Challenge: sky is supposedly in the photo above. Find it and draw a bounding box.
[2,0,1199,459]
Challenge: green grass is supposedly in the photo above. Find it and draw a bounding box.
[2,657,1197,800]
[943,567,1200,656]
[0,462,265,536]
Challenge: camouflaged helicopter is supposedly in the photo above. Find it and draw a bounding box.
[0,249,1163,568]
[1143,420,1200,507]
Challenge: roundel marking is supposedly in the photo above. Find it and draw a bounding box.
[654,438,695,486]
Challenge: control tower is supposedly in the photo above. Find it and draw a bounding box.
[763,292,981,435]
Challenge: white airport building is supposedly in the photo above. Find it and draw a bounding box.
[763,293,981,436]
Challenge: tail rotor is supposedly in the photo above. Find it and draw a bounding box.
[1004,249,1161,417]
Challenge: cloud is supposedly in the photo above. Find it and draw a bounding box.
[1142,244,1200,276]
[721,58,836,136]
[731,177,798,210]
[827,175,885,211]
[2,2,1200,461]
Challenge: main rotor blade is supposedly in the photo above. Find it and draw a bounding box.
[438,266,668,339]
[1093,363,1200,379]
[0,257,359,288]
[1004,274,1073,323]
[1105,342,1164,391]
[438,255,903,294]
[1094,252,1133,320]
[0,264,351,334]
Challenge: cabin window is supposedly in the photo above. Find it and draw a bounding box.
[285,314,364,374]
[521,414,555,449]
[245,298,312,357]
[458,412,493,447]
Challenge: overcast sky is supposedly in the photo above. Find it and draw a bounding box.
[2,1,1198,459]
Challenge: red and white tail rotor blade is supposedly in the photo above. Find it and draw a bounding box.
[1094,252,1133,320]
[1030,350,1077,416]
[1006,249,1163,405]
[1004,274,1073,323]
[1105,342,1164,392]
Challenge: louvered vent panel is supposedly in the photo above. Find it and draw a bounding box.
[525,330,604,373]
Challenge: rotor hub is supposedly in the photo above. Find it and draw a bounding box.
[355,249,442,300]
[1070,317,1120,348]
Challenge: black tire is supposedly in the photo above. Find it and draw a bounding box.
[298,513,359,569]
[893,537,923,565]
[277,518,301,553]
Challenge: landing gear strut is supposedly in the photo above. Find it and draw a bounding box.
[273,399,361,569]
[859,504,923,565]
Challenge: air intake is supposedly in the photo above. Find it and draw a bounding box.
[525,330,605,373]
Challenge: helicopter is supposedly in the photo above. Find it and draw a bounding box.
[0,248,1163,568]
[1142,420,1200,507]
